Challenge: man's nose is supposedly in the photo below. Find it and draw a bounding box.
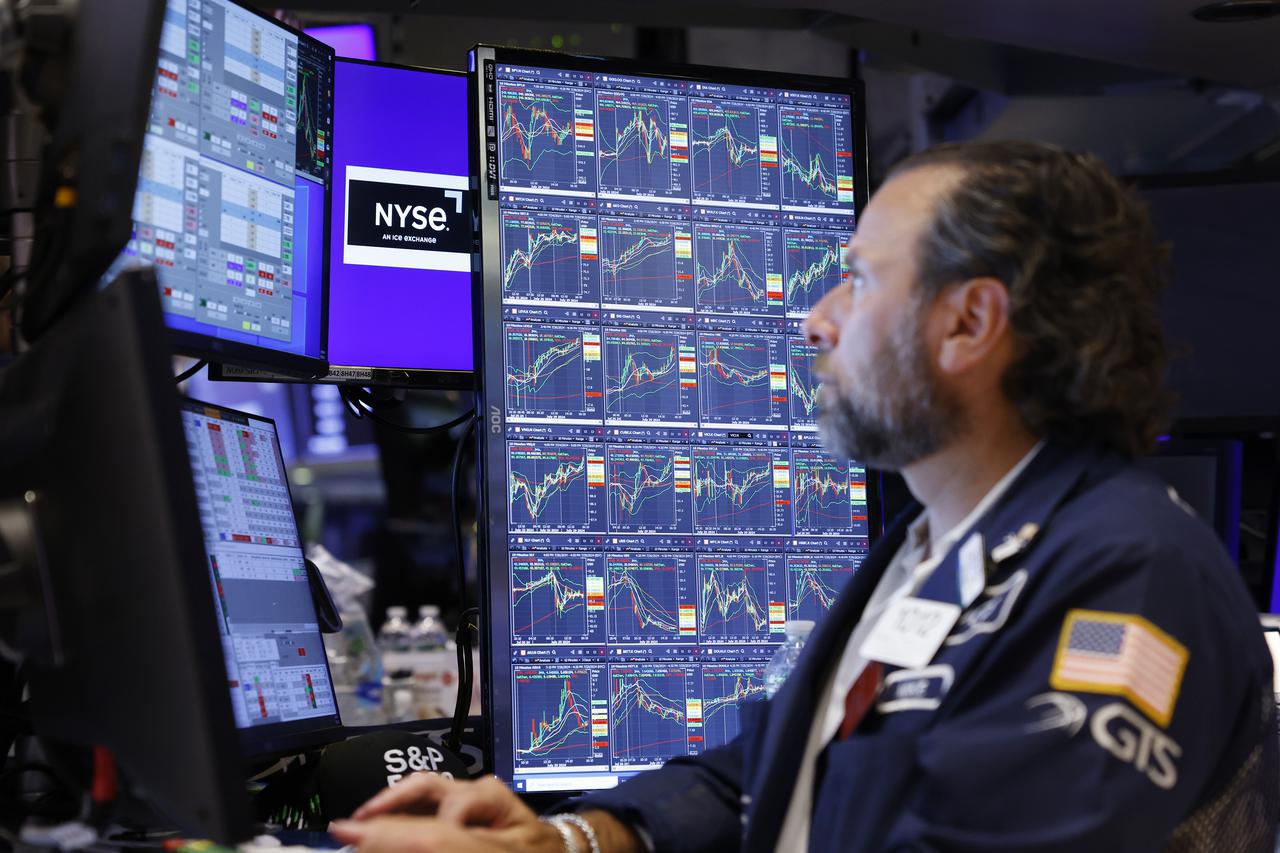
[803,286,842,351]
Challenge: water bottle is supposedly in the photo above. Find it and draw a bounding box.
[763,620,815,698]
[377,606,413,653]
[325,605,386,725]
[412,605,449,651]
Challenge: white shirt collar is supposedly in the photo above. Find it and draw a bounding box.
[906,439,1045,582]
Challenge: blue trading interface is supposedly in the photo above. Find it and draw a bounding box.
[111,0,332,359]
[489,61,865,793]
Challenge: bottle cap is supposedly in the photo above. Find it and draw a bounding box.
[419,604,441,617]
[785,619,815,637]
[387,606,408,619]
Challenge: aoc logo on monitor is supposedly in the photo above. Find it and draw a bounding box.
[344,165,471,271]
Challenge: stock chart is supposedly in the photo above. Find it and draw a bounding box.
[504,324,603,421]
[609,664,695,767]
[499,81,594,193]
[778,107,853,209]
[507,442,605,533]
[784,229,848,317]
[603,328,697,423]
[787,339,822,429]
[696,554,784,643]
[607,444,692,534]
[596,89,689,200]
[693,222,783,317]
[510,553,606,645]
[513,665,608,770]
[501,211,600,305]
[699,664,767,751]
[606,554,696,643]
[689,98,778,205]
[697,333,787,427]
[599,217,693,308]
[488,58,867,793]
[787,554,856,622]
[691,446,789,535]
[791,448,866,536]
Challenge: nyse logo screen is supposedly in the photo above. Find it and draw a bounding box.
[344,165,471,272]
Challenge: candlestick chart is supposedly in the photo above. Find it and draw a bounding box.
[689,99,775,204]
[604,328,695,422]
[609,665,692,766]
[700,665,766,751]
[784,229,846,316]
[507,442,603,532]
[500,84,579,187]
[696,555,781,642]
[505,325,600,419]
[693,223,781,316]
[607,444,690,533]
[510,553,604,644]
[606,554,693,642]
[692,447,787,534]
[697,333,786,426]
[787,555,856,623]
[513,666,607,769]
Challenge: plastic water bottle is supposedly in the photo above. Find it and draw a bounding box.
[377,606,413,653]
[326,606,386,725]
[412,605,449,651]
[763,620,815,699]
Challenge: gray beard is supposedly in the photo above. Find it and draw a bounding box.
[816,315,964,471]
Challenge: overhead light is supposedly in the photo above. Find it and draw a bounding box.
[1191,0,1280,21]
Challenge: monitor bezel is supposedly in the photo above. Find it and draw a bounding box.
[205,57,476,390]
[180,395,348,758]
[469,43,877,792]
[160,0,336,380]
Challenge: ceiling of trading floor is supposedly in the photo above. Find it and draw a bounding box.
[286,0,1280,89]
[283,0,1280,175]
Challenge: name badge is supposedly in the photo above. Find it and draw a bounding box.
[860,596,962,669]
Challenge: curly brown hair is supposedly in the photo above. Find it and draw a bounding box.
[890,141,1172,458]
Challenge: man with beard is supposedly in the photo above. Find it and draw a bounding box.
[332,142,1278,853]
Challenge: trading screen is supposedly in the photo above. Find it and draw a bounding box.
[109,0,333,364]
[326,60,473,377]
[181,399,341,740]
[479,54,869,793]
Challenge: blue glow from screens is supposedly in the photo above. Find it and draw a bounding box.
[111,0,333,363]
[327,61,473,372]
[305,24,377,61]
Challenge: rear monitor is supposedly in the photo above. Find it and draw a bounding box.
[211,58,474,388]
[469,45,873,795]
[305,24,378,61]
[180,397,344,757]
[106,0,335,377]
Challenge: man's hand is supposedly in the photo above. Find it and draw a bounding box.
[330,815,561,853]
[350,773,535,827]
[335,774,646,853]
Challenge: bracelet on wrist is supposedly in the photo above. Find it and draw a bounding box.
[540,814,583,853]
[558,812,603,853]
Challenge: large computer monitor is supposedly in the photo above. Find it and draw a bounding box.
[180,397,344,757]
[469,46,873,794]
[105,0,335,377]
[0,273,254,842]
[211,58,474,388]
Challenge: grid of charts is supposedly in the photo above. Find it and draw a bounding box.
[492,61,866,785]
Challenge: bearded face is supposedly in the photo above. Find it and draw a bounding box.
[815,293,965,471]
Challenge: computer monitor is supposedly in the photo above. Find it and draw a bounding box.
[0,272,254,842]
[105,0,335,377]
[210,58,474,388]
[179,397,344,757]
[469,45,873,794]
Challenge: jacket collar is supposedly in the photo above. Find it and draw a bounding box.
[743,439,1118,852]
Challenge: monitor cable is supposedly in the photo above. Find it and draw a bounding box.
[446,414,479,752]
[337,386,475,435]
[172,359,206,385]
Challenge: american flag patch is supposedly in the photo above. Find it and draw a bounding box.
[1050,610,1189,728]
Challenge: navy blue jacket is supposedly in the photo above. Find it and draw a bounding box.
[577,441,1278,852]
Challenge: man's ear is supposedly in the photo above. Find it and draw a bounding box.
[935,277,1010,375]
